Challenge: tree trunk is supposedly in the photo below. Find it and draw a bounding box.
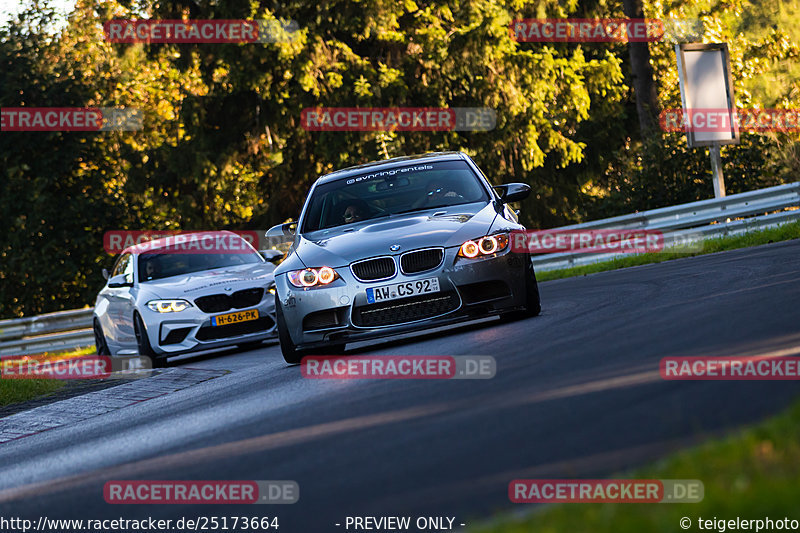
[622,0,660,136]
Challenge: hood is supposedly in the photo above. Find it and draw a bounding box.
[138,262,275,300]
[289,201,498,268]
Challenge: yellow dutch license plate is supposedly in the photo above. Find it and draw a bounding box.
[211,309,259,326]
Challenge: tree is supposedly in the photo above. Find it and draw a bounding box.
[621,0,659,136]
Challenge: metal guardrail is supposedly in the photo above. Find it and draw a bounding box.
[1,182,798,355]
[530,182,800,271]
[0,308,94,356]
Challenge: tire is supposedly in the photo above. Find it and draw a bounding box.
[502,255,541,321]
[523,259,542,316]
[275,298,347,364]
[93,319,110,356]
[275,298,306,364]
[134,311,166,368]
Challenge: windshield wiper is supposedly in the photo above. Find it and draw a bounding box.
[392,204,451,216]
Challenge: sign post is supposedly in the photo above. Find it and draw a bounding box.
[709,145,725,197]
[675,43,738,198]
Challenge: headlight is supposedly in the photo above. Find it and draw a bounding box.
[458,233,510,258]
[268,283,276,295]
[146,299,192,313]
[287,267,340,288]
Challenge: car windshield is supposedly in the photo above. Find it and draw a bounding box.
[301,159,490,233]
[138,250,263,282]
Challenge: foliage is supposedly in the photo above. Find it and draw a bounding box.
[581,0,800,218]
[0,0,798,316]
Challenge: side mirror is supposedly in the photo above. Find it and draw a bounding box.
[107,274,132,288]
[259,249,284,265]
[265,221,297,239]
[102,268,110,280]
[494,183,531,204]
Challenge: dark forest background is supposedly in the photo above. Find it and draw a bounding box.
[1,0,798,317]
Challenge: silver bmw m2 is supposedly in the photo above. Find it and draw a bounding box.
[267,152,540,363]
[93,231,277,367]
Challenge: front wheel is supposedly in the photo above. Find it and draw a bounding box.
[502,256,541,321]
[275,299,305,364]
[275,298,347,364]
[94,319,110,356]
[522,258,541,316]
[134,312,166,368]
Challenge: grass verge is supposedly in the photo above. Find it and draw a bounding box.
[0,346,94,407]
[537,220,800,282]
[474,397,800,532]
[0,379,65,408]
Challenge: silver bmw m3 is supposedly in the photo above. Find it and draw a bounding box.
[268,152,541,364]
[93,231,278,367]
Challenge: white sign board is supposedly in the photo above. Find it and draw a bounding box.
[675,43,739,147]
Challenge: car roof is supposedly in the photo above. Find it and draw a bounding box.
[314,151,468,185]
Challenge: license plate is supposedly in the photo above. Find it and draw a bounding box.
[366,277,440,304]
[211,309,259,326]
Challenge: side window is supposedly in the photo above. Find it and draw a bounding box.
[122,254,134,284]
[112,253,133,284]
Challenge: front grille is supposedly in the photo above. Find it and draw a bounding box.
[352,291,459,327]
[196,316,274,341]
[231,288,264,309]
[194,287,264,313]
[351,257,396,281]
[400,248,444,274]
[194,294,230,313]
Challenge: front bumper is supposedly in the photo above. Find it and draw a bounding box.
[276,248,529,349]
[140,295,277,357]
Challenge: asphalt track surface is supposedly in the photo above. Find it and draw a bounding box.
[1,240,800,532]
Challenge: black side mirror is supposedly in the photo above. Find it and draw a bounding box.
[107,274,132,288]
[259,249,284,265]
[494,183,531,204]
[266,221,297,239]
